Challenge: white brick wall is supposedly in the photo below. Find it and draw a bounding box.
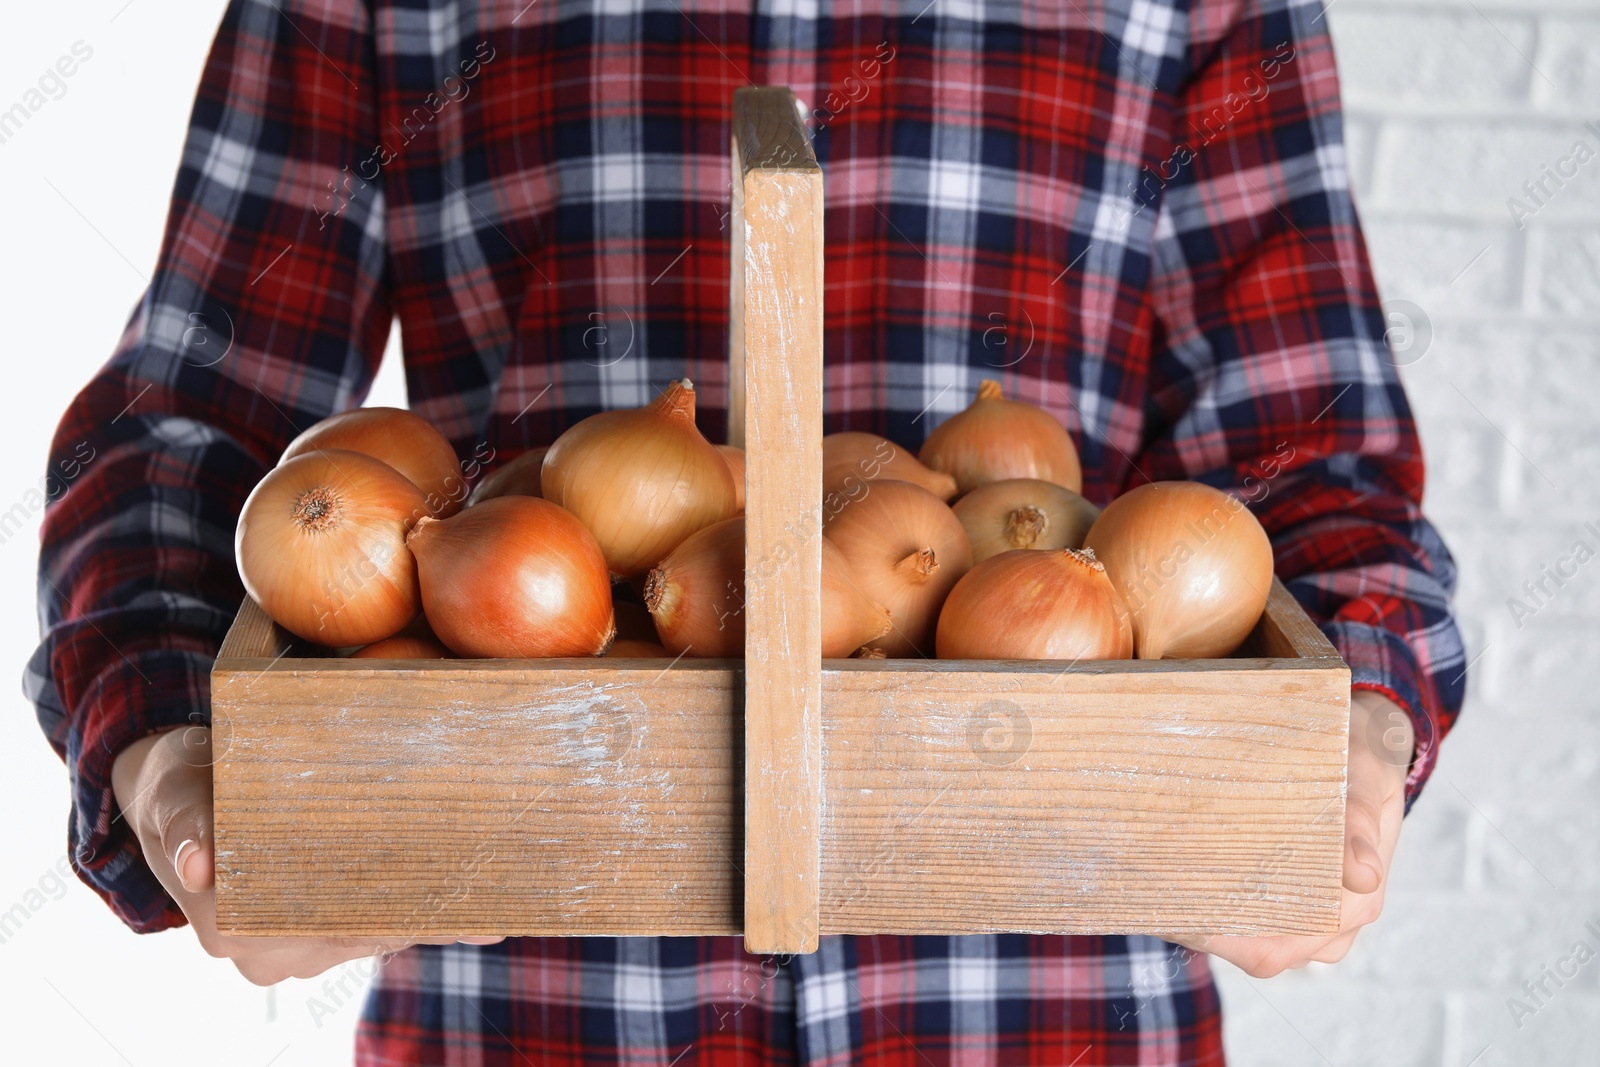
[1212,3,1600,1064]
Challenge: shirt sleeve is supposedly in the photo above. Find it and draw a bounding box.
[1138,0,1465,810]
[25,0,391,932]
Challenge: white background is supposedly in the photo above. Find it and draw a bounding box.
[1,2,1595,1065]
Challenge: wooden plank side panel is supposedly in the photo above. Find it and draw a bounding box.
[819,664,1351,936]
[212,664,743,936]
[734,85,825,956]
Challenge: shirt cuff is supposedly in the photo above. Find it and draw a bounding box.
[1321,619,1441,814]
[64,649,214,933]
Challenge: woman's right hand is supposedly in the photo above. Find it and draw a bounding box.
[111,725,501,986]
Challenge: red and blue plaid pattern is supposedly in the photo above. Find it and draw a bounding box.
[27,0,1462,1062]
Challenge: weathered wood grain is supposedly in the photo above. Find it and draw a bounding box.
[213,644,743,936]
[731,86,825,955]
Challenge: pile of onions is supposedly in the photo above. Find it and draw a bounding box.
[1083,481,1274,659]
[952,478,1099,563]
[406,496,615,658]
[718,446,746,512]
[823,432,956,502]
[237,450,425,646]
[644,518,894,658]
[468,447,548,505]
[281,407,465,517]
[935,548,1132,660]
[822,479,971,657]
[918,380,1082,495]
[542,379,738,577]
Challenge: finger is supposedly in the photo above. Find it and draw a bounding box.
[1308,928,1361,965]
[146,741,216,895]
[1342,792,1385,895]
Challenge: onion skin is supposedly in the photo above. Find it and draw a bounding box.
[468,447,548,505]
[237,450,425,647]
[935,548,1133,661]
[644,519,894,658]
[644,517,746,657]
[717,445,746,512]
[823,432,957,503]
[281,407,465,517]
[952,478,1100,563]
[819,538,895,657]
[822,479,972,657]
[605,639,673,658]
[542,379,738,577]
[406,496,616,658]
[1083,481,1274,659]
[918,380,1082,495]
[350,635,454,659]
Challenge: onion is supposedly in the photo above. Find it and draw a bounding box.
[717,445,746,512]
[951,478,1100,563]
[406,496,615,658]
[605,639,673,658]
[820,538,894,657]
[821,479,972,657]
[468,447,548,505]
[643,518,894,658]
[1082,481,1274,659]
[642,518,744,657]
[237,450,424,647]
[349,634,454,659]
[823,432,957,503]
[542,379,738,577]
[918,380,1082,494]
[935,548,1132,660]
[281,407,465,517]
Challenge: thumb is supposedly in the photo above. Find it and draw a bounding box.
[1342,793,1385,895]
[142,729,218,896]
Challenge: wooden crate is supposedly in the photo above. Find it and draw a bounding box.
[212,88,1350,952]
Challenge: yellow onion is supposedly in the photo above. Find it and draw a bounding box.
[822,479,972,657]
[406,496,615,658]
[951,478,1100,563]
[935,548,1132,660]
[918,380,1082,494]
[717,445,746,512]
[281,407,465,517]
[468,447,548,505]
[1083,481,1274,659]
[643,517,746,657]
[542,379,738,576]
[605,639,673,658]
[349,634,454,659]
[236,450,425,646]
[823,432,957,502]
[643,518,894,658]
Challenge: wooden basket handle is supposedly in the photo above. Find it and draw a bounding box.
[729,86,824,955]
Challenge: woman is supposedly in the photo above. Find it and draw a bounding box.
[30,0,1461,1062]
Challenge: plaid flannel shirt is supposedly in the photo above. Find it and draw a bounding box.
[28,0,1463,1062]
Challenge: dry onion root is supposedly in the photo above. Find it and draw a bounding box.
[542,379,738,577]
[822,479,972,657]
[935,547,1132,661]
[1083,481,1274,659]
[406,496,616,658]
[281,407,466,517]
[823,431,957,503]
[237,450,426,647]
[951,478,1100,563]
[468,447,548,505]
[918,380,1082,495]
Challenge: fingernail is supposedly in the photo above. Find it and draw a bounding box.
[173,839,201,892]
